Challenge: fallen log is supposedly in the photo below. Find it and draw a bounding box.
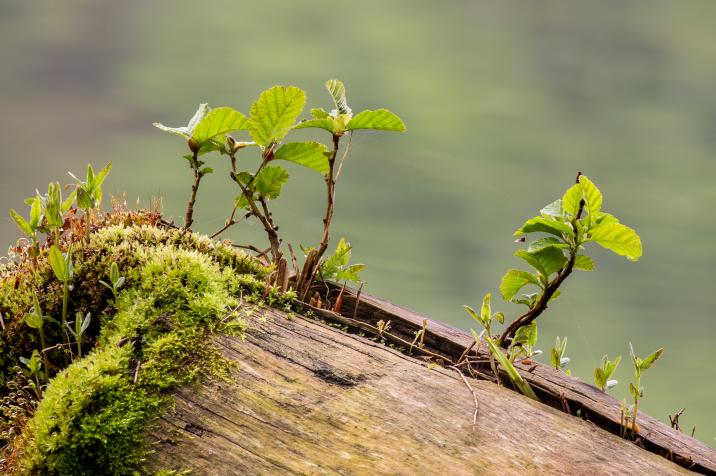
[145,304,706,475]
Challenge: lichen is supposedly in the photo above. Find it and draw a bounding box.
[0,218,293,475]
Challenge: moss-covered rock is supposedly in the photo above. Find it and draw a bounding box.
[0,219,292,475]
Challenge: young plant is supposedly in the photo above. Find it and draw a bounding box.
[65,312,91,358]
[627,343,664,436]
[154,104,247,230]
[23,291,52,381]
[48,244,74,332]
[465,293,539,400]
[10,195,42,249]
[19,350,44,399]
[594,354,621,391]
[498,173,642,346]
[508,321,539,363]
[99,261,125,302]
[69,162,112,241]
[550,336,570,372]
[319,238,365,285]
[37,182,75,245]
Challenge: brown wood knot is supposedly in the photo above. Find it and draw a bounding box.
[184,423,206,437]
[313,364,366,387]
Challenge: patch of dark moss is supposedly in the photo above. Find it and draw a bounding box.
[0,218,294,475]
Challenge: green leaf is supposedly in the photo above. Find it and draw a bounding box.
[10,209,33,237]
[310,108,330,119]
[515,247,567,278]
[574,255,595,271]
[594,212,620,226]
[513,322,537,348]
[514,216,574,239]
[346,109,406,132]
[325,79,352,115]
[249,86,306,147]
[192,107,249,144]
[29,196,42,228]
[293,117,336,133]
[61,190,76,214]
[49,245,69,281]
[562,182,583,217]
[254,166,289,199]
[336,264,365,283]
[24,312,42,330]
[589,222,642,261]
[485,336,538,401]
[579,175,602,218]
[640,348,664,371]
[153,103,209,139]
[273,141,329,174]
[499,269,539,301]
[76,186,94,209]
[540,199,564,218]
[594,367,606,389]
[463,305,482,326]
[629,382,639,399]
[480,293,491,323]
[527,237,568,253]
[109,261,120,284]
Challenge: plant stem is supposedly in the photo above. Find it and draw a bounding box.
[632,372,640,437]
[38,326,49,382]
[85,208,91,242]
[183,149,201,230]
[296,134,341,300]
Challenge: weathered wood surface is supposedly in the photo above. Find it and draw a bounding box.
[327,286,716,474]
[146,306,693,475]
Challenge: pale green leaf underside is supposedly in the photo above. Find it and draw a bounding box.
[326,79,352,115]
[249,86,306,147]
[273,141,329,175]
[152,123,189,139]
[346,109,406,132]
[192,107,249,144]
[589,222,643,261]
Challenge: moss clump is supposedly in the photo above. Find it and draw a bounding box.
[0,219,293,475]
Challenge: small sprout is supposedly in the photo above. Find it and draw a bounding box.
[19,349,44,399]
[69,163,112,241]
[550,336,569,371]
[99,261,125,302]
[319,238,365,285]
[594,354,622,392]
[49,244,74,333]
[626,343,664,438]
[65,312,91,358]
[24,291,52,381]
[410,319,428,353]
[376,319,391,338]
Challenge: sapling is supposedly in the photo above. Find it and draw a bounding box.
[627,343,664,437]
[99,261,125,302]
[594,354,621,391]
[497,173,642,346]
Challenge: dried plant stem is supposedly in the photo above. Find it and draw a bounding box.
[184,149,201,230]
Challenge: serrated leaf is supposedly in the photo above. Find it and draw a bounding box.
[527,237,568,253]
[499,269,539,301]
[562,182,583,217]
[514,216,574,239]
[293,117,335,133]
[10,209,33,237]
[249,86,306,147]
[574,255,595,271]
[311,108,330,119]
[273,141,329,174]
[326,79,352,115]
[192,107,249,144]
[640,348,664,371]
[589,222,642,261]
[515,247,567,278]
[579,175,602,217]
[254,166,289,200]
[346,109,406,132]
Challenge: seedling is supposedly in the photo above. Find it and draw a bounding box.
[594,354,621,391]
[48,244,74,333]
[99,261,125,302]
[508,321,539,363]
[497,173,642,346]
[410,319,428,353]
[319,238,365,285]
[37,182,75,245]
[65,312,91,358]
[9,195,42,249]
[550,336,570,372]
[23,291,53,381]
[627,343,664,437]
[19,350,44,399]
[69,162,112,241]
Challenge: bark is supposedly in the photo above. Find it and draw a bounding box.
[145,304,707,475]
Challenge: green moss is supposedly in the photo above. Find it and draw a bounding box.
[0,221,294,475]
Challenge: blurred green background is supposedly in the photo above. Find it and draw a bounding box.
[1,0,715,447]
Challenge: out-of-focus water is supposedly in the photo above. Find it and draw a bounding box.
[1,0,715,446]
